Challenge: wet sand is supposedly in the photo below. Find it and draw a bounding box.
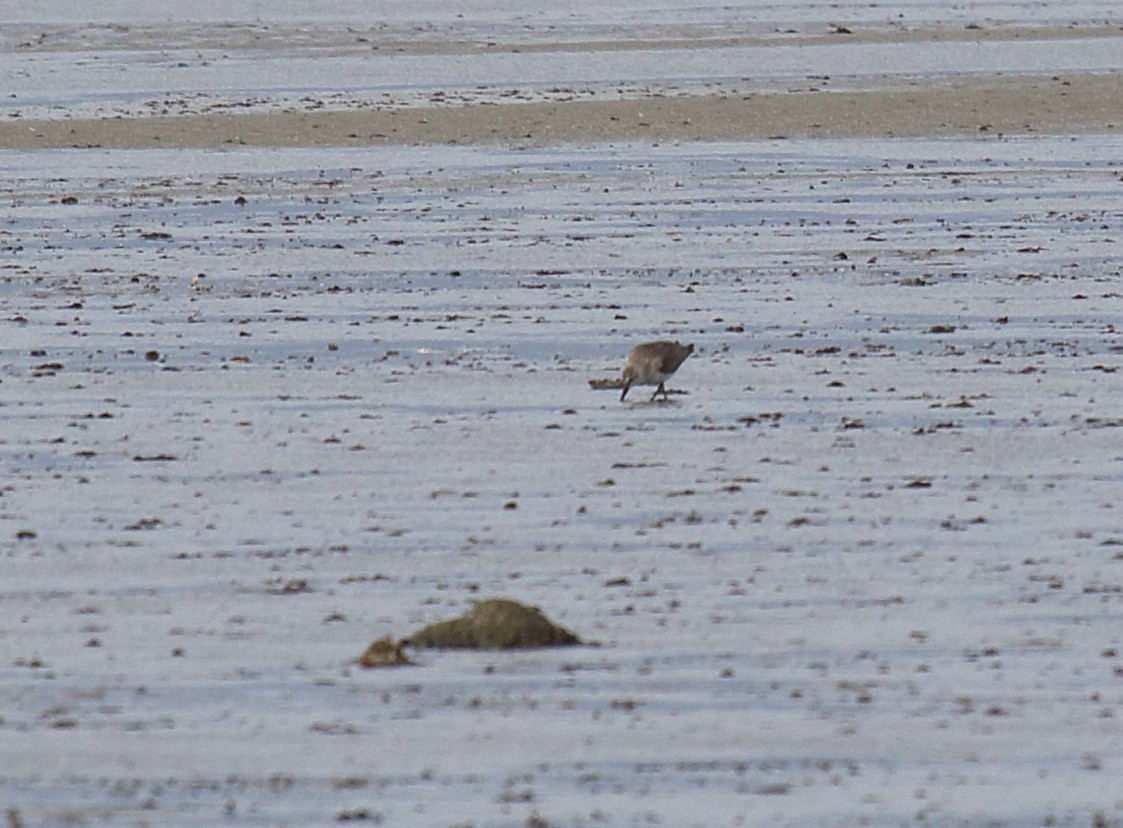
[4,135,1123,826]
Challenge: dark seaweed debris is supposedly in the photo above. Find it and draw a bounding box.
[358,636,414,668]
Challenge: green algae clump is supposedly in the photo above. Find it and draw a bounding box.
[403,598,581,650]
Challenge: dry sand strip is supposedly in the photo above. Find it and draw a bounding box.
[2,72,1121,149]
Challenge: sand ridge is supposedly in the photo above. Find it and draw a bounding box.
[2,72,1121,150]
[7,20,1122,55]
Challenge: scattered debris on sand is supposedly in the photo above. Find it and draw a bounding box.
[588,377,625,390]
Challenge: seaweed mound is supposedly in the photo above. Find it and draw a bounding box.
[403,598,581,650]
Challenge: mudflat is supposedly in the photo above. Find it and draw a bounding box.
[5,7,1123,826]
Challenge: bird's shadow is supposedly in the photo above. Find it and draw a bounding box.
[621,391,688,406]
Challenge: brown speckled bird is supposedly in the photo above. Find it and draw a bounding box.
[620,340,694,402]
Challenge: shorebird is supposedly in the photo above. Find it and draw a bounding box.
[620,340,694,402]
